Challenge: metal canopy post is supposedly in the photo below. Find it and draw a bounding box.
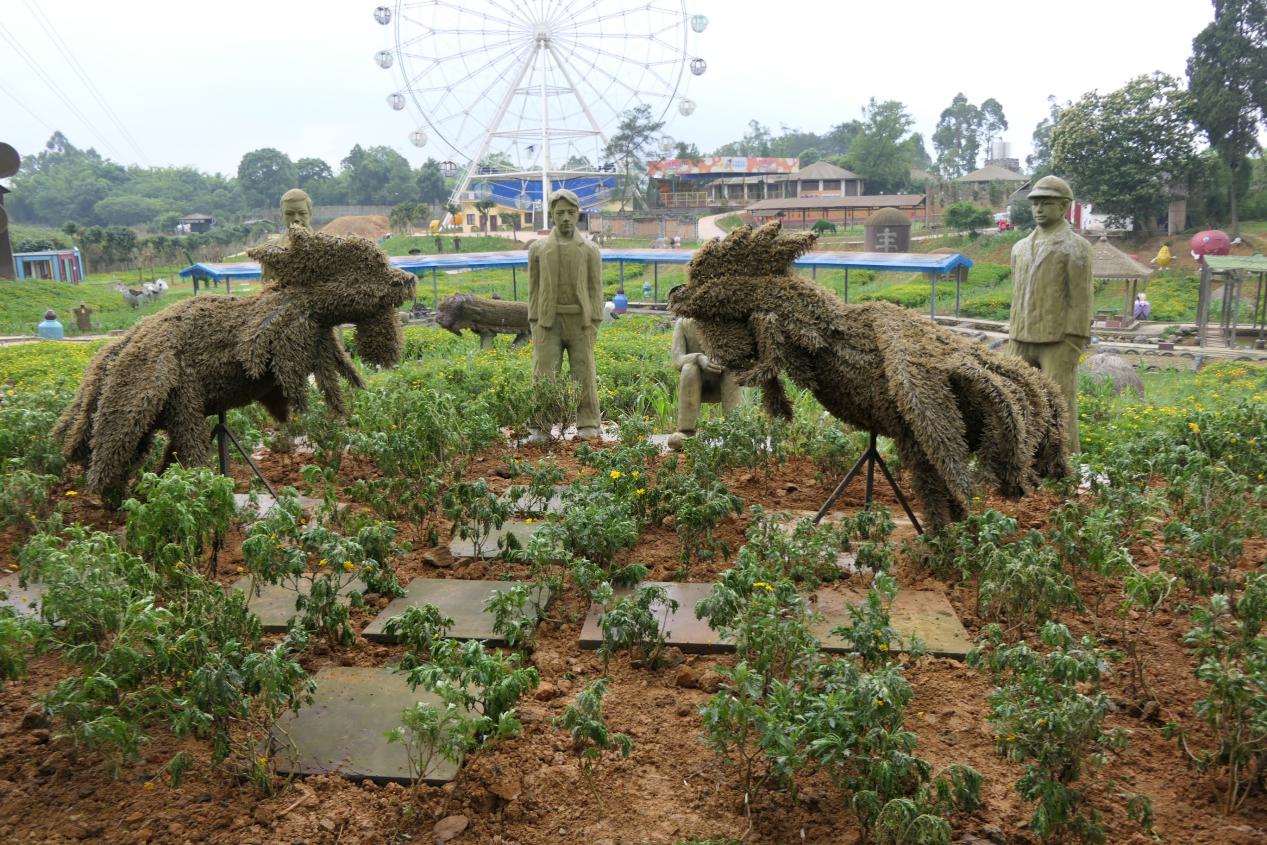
[433,268,439,309]
[844,269,849,303]
[653,263,659,303]
[512,266,518,301]
[929,273,937,320]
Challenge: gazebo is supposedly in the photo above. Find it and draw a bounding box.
[1090,237,1152,328]
[1198,255,1267,349]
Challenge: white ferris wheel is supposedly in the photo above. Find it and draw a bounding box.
[372,1,707,222]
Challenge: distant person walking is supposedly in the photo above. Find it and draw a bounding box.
[37,309,65,340]
[435,235,444,253]
[453,235,462,252]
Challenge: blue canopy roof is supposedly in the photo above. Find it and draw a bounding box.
[180,249,971,282]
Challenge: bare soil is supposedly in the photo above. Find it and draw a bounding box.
[1,440,1265,844]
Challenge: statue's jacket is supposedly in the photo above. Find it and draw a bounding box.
[527,231,603,329]
[1009,225,1094,343]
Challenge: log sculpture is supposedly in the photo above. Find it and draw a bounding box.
[54,227,415,501]
[436,292,530,348]
[667,222,1068,529]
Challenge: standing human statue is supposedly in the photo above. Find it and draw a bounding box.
[1007,175,1093,453]
[527,189,603,443]
[667,316,742,450]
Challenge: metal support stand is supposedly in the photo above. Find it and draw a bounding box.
[814,431,923,534]
[210,411,278,499]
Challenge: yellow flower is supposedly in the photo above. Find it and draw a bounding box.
[751,581,774,592]
[65,490,77,497]
[1188,422,1201,434]
[235,566,244,573]
[1231,437,1238,444]
[143,781,156,790]
[635,488,645,496]
[1006,735,1017,741]
[875,698,885,707]
[525,517,534,523]
[879,644,889,652]
[343,561,355,571]
[609,470,622,479]
[257,755,269,766]
[631,470,639,479]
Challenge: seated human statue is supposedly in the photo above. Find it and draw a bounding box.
[667,316,742,450]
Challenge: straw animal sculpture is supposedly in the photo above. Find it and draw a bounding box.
[436,292,530,347]
[54,227,415,501]
[668,222,1068,528]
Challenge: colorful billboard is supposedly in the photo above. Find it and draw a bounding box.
[648,157,799,177]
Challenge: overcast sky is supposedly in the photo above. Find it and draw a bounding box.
[0,0,1218,178]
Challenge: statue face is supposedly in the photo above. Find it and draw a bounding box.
[1030,197,1067,229]
[282,198,313,230]
[552,202,579,237]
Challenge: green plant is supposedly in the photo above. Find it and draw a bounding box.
[507,455,566,515]
[402,638,539,742]
[524,375,580,444]
[0,609,45,688]
[121,465,237,575]
[386,700,481,788]
[593,582,679,670]
[695,566,819,683]
[25,523,312,790]
[659,466,742,568]
[484,582,548,649]
[1119,569,1175,706]
[384,603,454,669]
[831,573,921,671]
[942,202,993,234]
[0,468,59,530]
[443,478,513,559]
[1167,575,1267,813]
[968,622,1142,843]
[555,677,633,790]
[976,531,1082,634]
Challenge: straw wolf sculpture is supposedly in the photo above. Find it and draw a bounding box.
[54,227,415,500]
[668,222,1068,528]
[436,292,530,348]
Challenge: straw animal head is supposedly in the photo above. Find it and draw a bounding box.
[248,226,415,324]
[669,221,816,321]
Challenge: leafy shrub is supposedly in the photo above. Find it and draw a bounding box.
[1167,575,1267,813]
[402,637,539,742]
[593,582,679,670]
[555,677,633,787]
[969,622,1147,843]
[121,466,237,575]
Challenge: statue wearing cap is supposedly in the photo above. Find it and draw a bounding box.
[1007,175,1093,453]
[527,188,604,442]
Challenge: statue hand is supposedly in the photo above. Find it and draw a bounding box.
[699,354,723,375]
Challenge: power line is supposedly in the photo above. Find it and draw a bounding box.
[0,20,121,159]
[0,80,56,135]
[21,0,148,165]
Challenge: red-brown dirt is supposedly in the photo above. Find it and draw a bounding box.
[1,440,1264,845]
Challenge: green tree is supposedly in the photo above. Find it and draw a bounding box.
[415,158,449,212]
[798,147,822,167]
[933,93,985,177]
[1187,0,1267,233]
[825,119,864,157]
[943,201,993,234]
[844,98,915,194]
[980,98,1009,158]
[714,119,773,157]
[237,148,297,210]
[1052,72,1196,235]
[604,104,666,212]
[474,199,497,234]
[1027,96,1067,177]
[340,145,416,205]
[905,132,933,171]
[673,141,703,162]
[92,195,168,227]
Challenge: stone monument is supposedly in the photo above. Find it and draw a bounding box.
[667,317,742,450]
[526,189,603,443]
[1006,175,1093,453]
[864,208,912,253]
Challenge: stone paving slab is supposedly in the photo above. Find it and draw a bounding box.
[579,581,972,659]
[229,575,366,633]
[448,518,544,559]
[268,666,460,785]
[363,578,551,644]
[0,574,45,619]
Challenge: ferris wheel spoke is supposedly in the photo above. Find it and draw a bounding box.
[418,0,526,31]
